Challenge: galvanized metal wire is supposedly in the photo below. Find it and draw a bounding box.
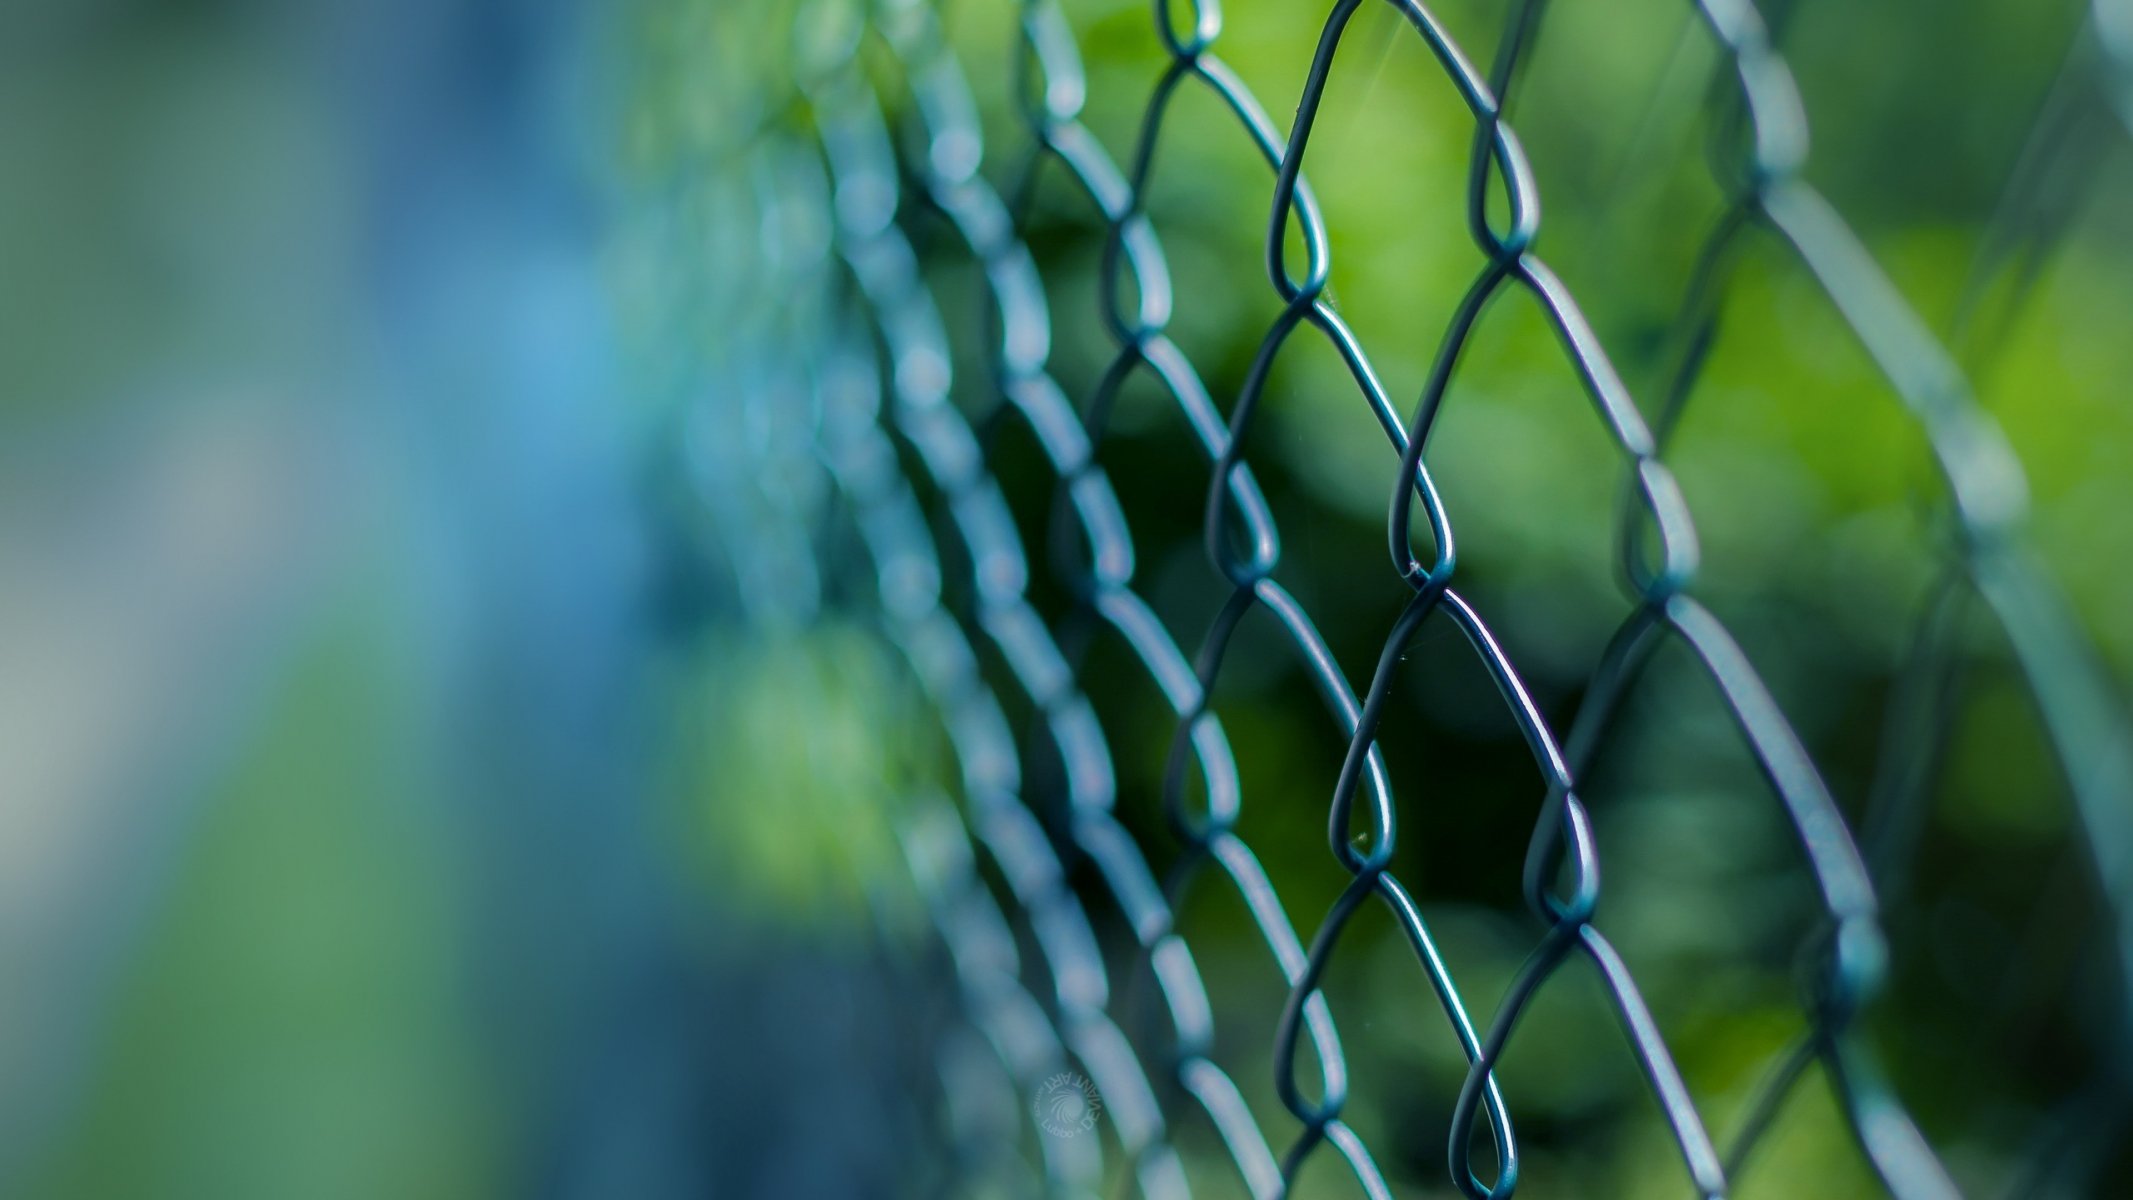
[696,0,2133,1194]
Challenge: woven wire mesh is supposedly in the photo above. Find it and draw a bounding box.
[685,0,2133,1195]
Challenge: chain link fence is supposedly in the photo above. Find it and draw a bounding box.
[671,0,2133,1194]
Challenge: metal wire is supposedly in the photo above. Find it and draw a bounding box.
[702,0,2133,1194]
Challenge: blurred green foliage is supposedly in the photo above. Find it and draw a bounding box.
[25,597,498,1199]
[659,623,930,934]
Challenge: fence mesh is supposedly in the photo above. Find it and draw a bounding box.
[681,0,2133,1195]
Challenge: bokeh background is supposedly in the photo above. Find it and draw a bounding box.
[5,0,2133,1196]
